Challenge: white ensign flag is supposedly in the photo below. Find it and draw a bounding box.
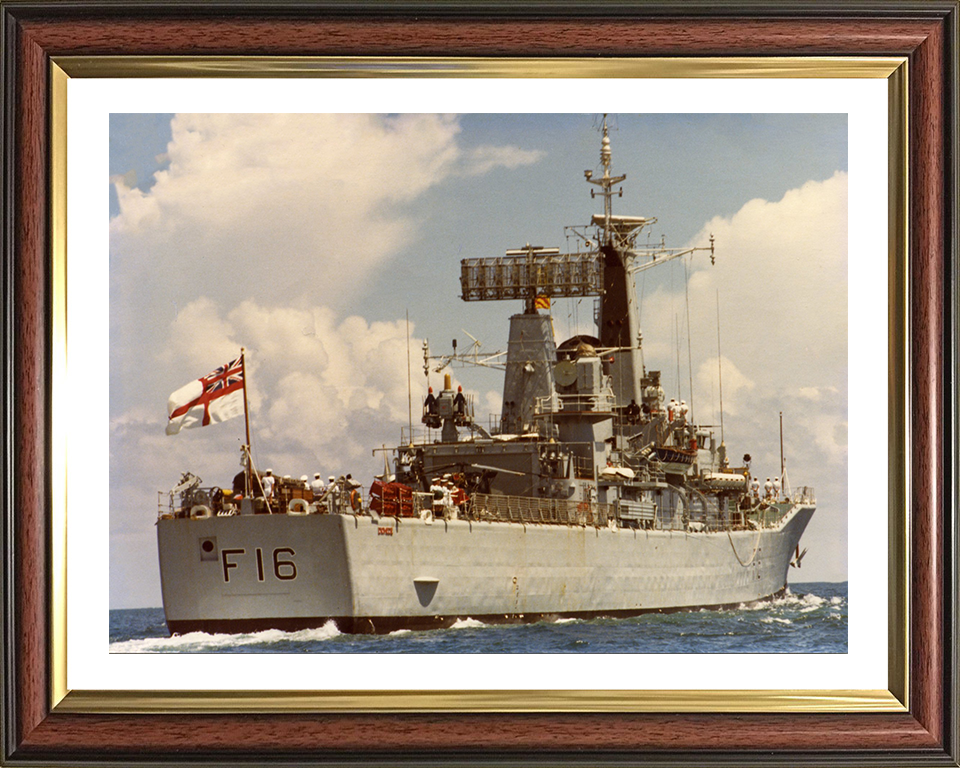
[166,355,245,436]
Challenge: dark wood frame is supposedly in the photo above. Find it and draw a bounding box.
[2,2,957,765]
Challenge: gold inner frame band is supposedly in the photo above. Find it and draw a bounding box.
[50,62,69,709]
[49,56,909,715]
[55,688,904,715]
[54,55,903,79]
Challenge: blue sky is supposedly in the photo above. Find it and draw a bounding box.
[109,113,847,608]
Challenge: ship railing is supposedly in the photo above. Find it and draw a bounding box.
[400,425,449,445]
[681,492,724,533]
[465,494,796,533]
[730,499,803,531]
[399,422,498,448]
[535,392,617,414]
[532,395,554,415]
[755,504,786,529]
[469,493,613,528]
[659,510,784,534]
[156,485,237,519]
[572,455,594,480]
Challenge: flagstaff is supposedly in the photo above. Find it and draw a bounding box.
[241,347,253,497]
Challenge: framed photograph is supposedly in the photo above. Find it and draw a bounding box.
[3,2,957,765]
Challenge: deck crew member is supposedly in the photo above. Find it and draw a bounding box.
[328,476,343,513]
[260,469,275,513]
[642,384,654,399]
[764,477,773,500]
[232,470,245,498]
[454,385,467,419]
[430,478,445,518]
[441,481,455,517]
[679,400,689,421]
[750,476,760,501]
[261,469,275,498]
[667,399,677,422]
[423,387,438,417]
[345,474,362,510]
[625,399,641,424]
[772,477,782,500]
[310,473,326,499]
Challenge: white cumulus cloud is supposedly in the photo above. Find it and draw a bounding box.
[639,172,847,581]
[109,114,544,607]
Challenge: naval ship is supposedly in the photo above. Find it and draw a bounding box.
[156,119,816,635]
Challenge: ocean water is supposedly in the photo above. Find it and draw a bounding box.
[109,581,846,654]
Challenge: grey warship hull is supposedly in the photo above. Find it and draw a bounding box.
[156,116,819,638]
[158,501,814,635]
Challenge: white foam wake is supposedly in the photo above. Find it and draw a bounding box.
[110,620,341,653]
[738,589,842,613]
[449,617,485,630]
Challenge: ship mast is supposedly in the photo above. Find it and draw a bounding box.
[586,115,646,408]
[580,115,716,412]
[584,115,627,247]
[459,115,715,419]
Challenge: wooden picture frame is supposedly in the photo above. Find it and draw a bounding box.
[2,2,957,764]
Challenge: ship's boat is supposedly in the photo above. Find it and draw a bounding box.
[156,118,816,636]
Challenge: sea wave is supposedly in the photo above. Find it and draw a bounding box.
[449,618,485,630]
[110,621,341,653]
[738,589,839,613]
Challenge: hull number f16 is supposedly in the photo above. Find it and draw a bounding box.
[220,547,297,582]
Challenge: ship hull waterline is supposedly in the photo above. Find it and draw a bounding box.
[157,504,814,636]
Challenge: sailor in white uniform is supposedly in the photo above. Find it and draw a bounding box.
[259,469,276,512]
[261,469,275,499]
[310,473,326,499]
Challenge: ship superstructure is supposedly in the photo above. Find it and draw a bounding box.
[156,118,816,636]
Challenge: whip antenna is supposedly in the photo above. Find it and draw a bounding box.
[780,411,785,482]
[683,258,695,422]
[716,291,724,444]
[406,310,413,446]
